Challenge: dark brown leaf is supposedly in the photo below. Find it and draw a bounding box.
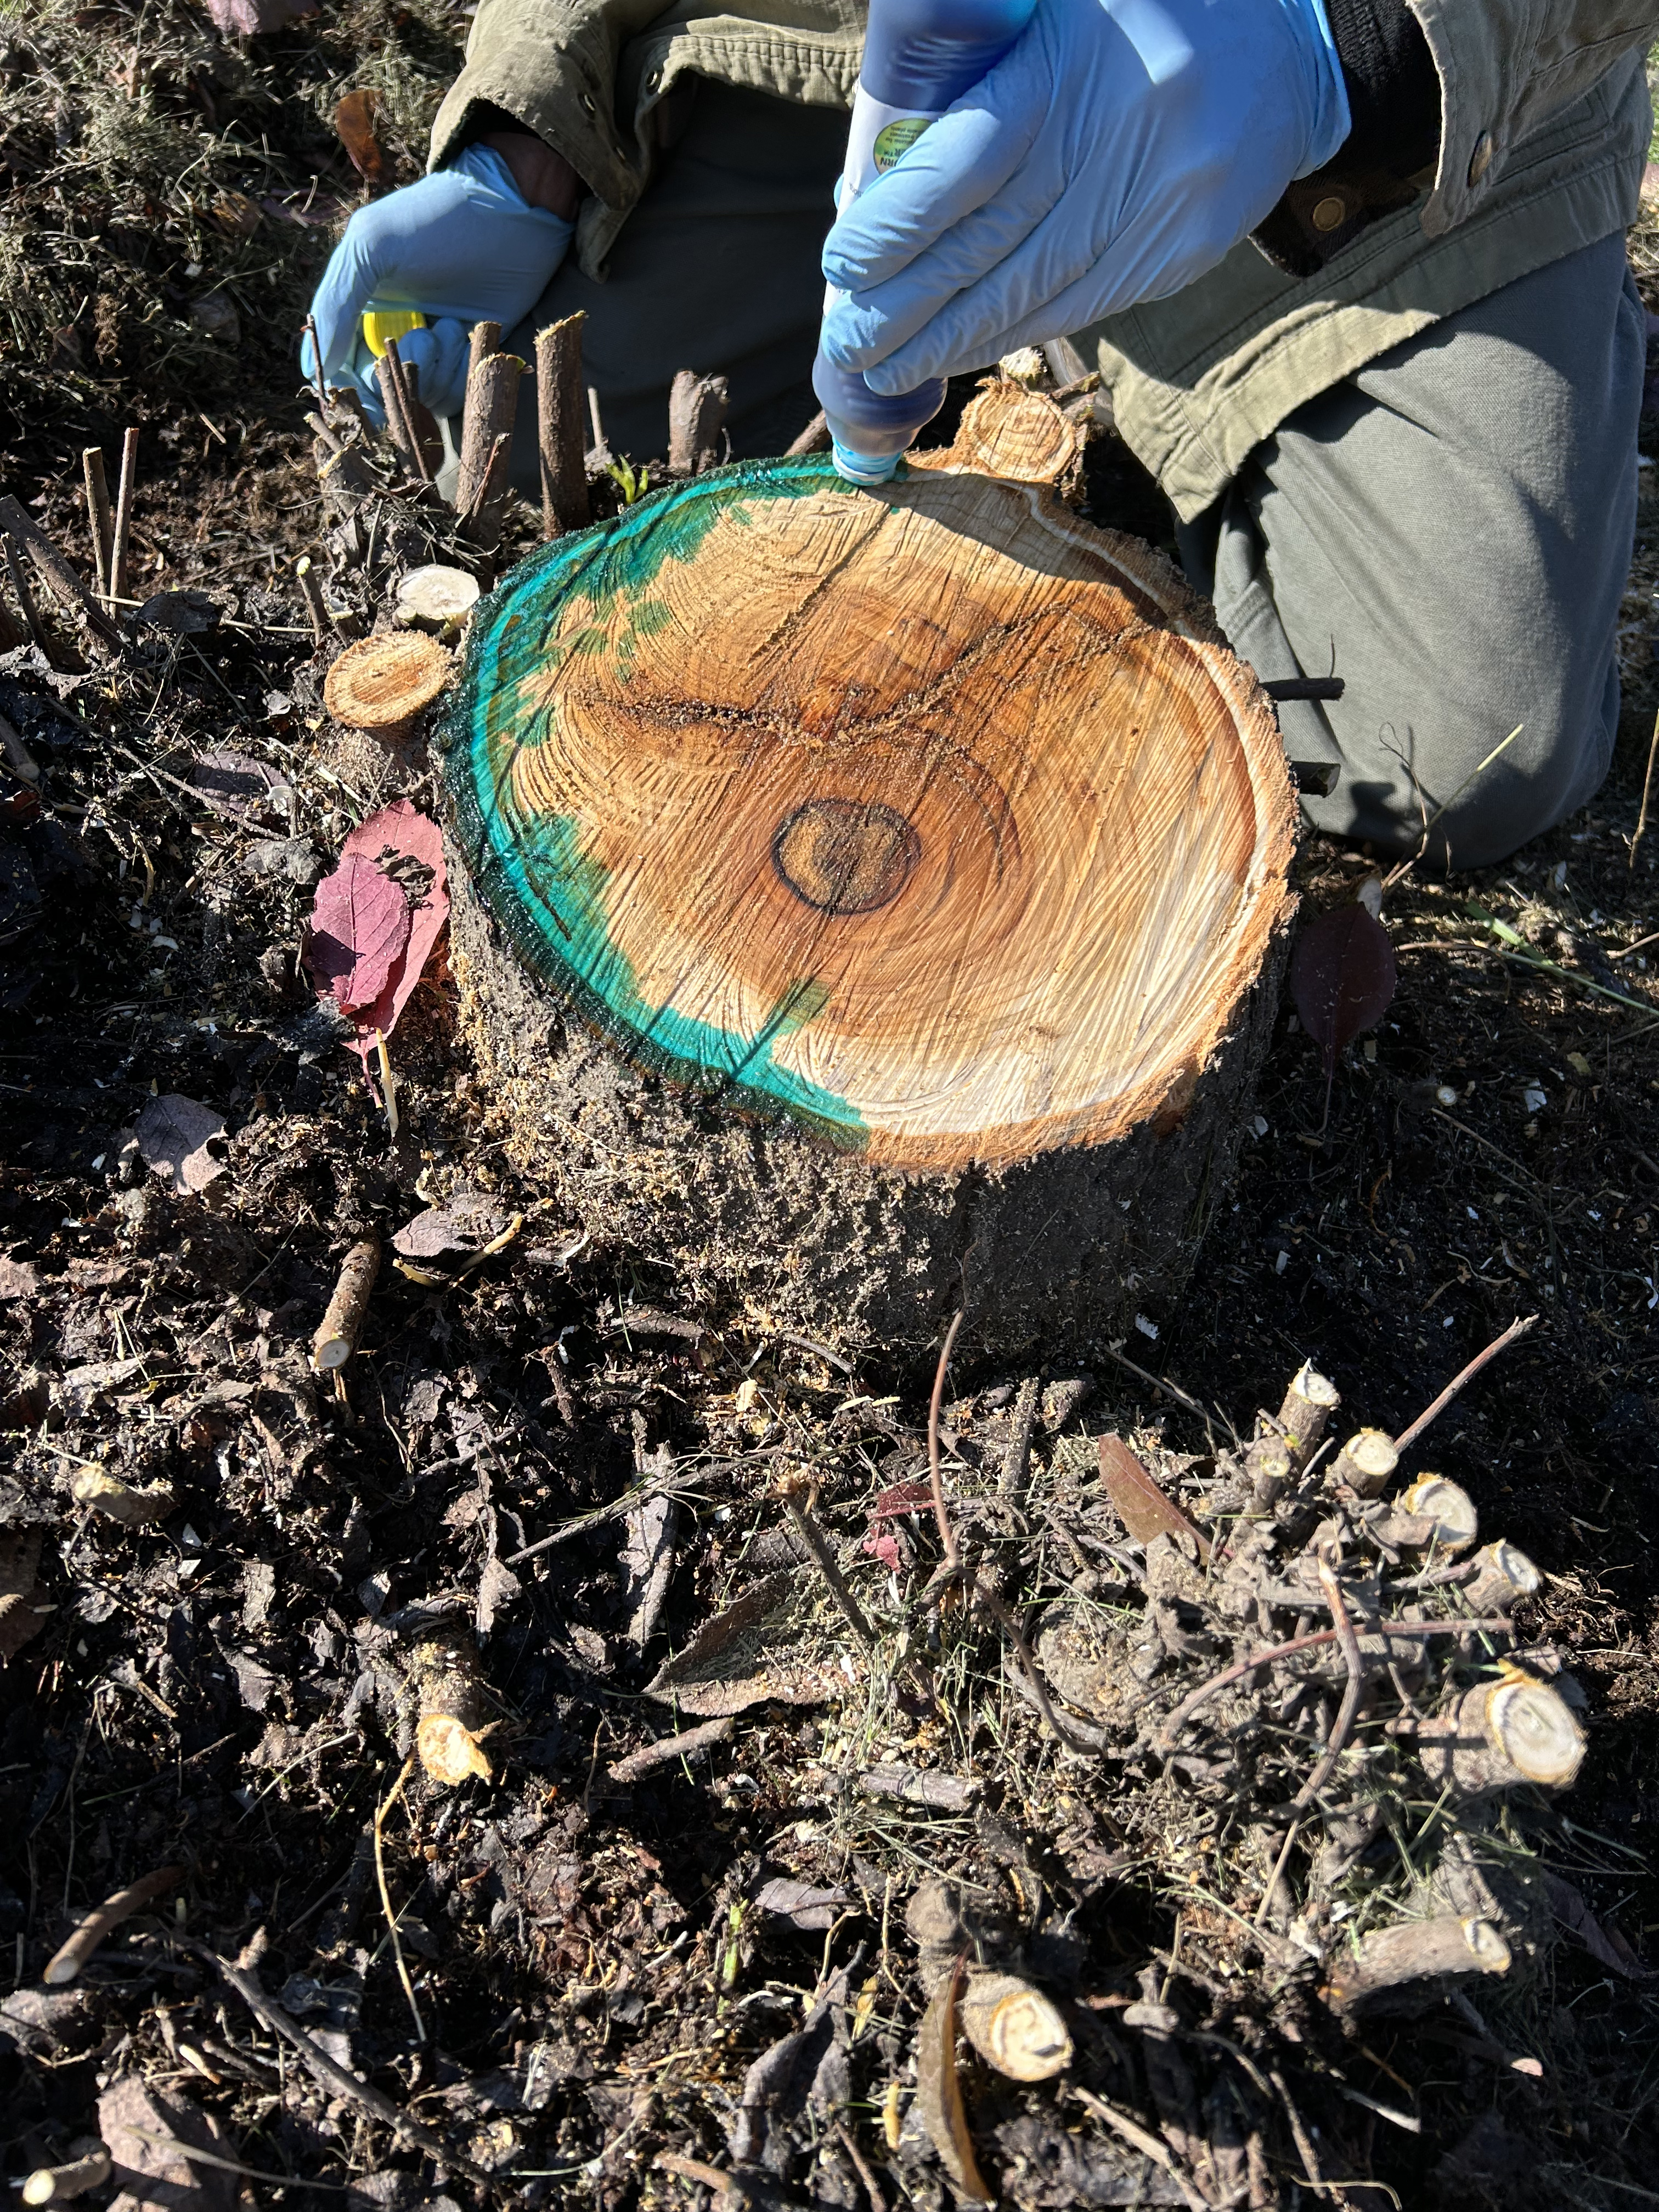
[1098,1435,1210,1564]
[643,1570,840,1716]
[916,1957,994,2204]
[1290,902,1397,1079]
[131,1093,227,1198]
[753,1877,851,1931]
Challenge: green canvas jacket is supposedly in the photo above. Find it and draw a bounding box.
[431,0,1658,515]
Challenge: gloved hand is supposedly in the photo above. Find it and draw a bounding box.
[821,0,1350,391]
[301,144,575,421]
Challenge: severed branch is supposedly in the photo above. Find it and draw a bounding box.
[535,313,589,535]
[82,448,114,598]
[0,495,122,654]
[998,1374,1041,1501]
[44,1864,183,1985]
[1392,1314,1536,1454]
[607,1713,734,1784]
[456,350,522,549]
[667,369,729,476]
[1156,1619,1517,1752]
[782,1475,876,1651]
[311,1237,380,1372]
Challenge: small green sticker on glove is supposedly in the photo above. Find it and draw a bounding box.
[873,117,933,172]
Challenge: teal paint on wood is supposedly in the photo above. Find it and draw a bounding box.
[439,455,878,1148]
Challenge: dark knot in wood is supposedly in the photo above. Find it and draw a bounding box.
[771,798,921,916]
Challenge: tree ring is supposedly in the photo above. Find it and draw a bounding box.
[772,798,922,916]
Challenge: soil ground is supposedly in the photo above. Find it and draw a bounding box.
[2,8,1659,2210]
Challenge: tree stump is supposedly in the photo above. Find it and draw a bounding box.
[439,386,1295,1362]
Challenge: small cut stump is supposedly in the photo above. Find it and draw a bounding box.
[439,386,1295,1361]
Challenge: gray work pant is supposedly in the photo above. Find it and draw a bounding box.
[1177,231,1645,870]
[494,86,1643,870]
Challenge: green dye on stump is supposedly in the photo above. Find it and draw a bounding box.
[441,454,888,1147]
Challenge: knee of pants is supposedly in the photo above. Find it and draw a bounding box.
[1300,648,1621,872]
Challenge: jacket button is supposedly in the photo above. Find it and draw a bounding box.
[1468,132,1493,185]
[1311,194,1346,233]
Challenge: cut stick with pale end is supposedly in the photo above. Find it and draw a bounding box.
[323,634,452,739]
[82,447,114,598]
[1329,1427,1398,1498]
[456,350,522,527]
[43,1864,183,1985]
[467,318,502,382]
[410,1629,493,1784]
[310,1237,380,1371]
[1244,1433,1293,1509]
[958,1971,1073,2081]
[1369,1475,1478,1554]
[295,556,328,646]
[1325,1914,1511,2008]
[1415,1670,1584,1798]
[69,1470,176,1525]
[394,564,481,636]
[110,427,139,607]
[1464,1539,1541,1616]
[21,2143,111,2206]
[1275,1362,1340,1469]
[535,314,589,537]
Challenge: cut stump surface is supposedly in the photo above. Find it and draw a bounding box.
[441,387,1295,1357]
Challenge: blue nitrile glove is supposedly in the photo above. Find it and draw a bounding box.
[301,144,574,421]
[821,0,1350,391]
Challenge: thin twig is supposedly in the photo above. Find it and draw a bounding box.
[783,1483,876,1650]
[302,314,329,420]
[1392,1314,1537,1454]
[44,1863,182,1984]
[974,1578,1097,1754]
[178,1940,495,2186]
[1156,1621,1516,1750]
[834,2119,888,2212]
[1381,723,1523,887]
[1069,2087,1207,2212]
[372,1754,425,2042]
[1270,2067,1363,2208]
[116,2135,349,2194]
[928,1311,964,1570]
[1292,1565,1366,1809]
[1632,707,1659,871]
[1255,1818,1302,1927]
[110,427,139,605]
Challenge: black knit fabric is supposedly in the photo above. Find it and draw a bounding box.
[1323,0,1441,176]
[1250,0,1441,278]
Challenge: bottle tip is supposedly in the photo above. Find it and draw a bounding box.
[828,437,902,488]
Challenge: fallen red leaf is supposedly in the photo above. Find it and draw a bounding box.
[306,851,411,1016]
[304,802,449,1052]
